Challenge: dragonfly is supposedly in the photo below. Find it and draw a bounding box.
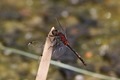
[49,18,86,66]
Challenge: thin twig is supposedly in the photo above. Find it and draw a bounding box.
[0,44,120,80]
[35,27,55,80]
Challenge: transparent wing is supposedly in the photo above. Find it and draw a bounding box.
[28,41,44,55]
[52,40,67,60]
[28,39,68,60]
[55,17,67,38]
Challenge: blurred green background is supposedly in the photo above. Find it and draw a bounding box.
[0,0,120,80]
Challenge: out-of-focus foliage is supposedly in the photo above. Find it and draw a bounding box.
[0,0,120,80]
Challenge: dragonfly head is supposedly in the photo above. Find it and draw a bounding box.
[52,29,59,36]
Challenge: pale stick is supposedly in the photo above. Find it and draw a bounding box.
[35,27,55,80]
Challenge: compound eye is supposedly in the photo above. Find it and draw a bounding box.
[54,29,58,32]
[52,30,57,36]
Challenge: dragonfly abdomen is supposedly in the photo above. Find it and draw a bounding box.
[66,44,86,66]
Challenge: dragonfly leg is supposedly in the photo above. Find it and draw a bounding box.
[40,54,43,56]
[48,35,53,42]
[49,35,54,37]
[48,37,61,50]
[48,37,57,49]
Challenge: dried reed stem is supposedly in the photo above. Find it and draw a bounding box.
[35,27,54,80]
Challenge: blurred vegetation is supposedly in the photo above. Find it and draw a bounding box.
[0,0,120,80]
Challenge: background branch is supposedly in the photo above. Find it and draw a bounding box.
[0,43,120,80]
